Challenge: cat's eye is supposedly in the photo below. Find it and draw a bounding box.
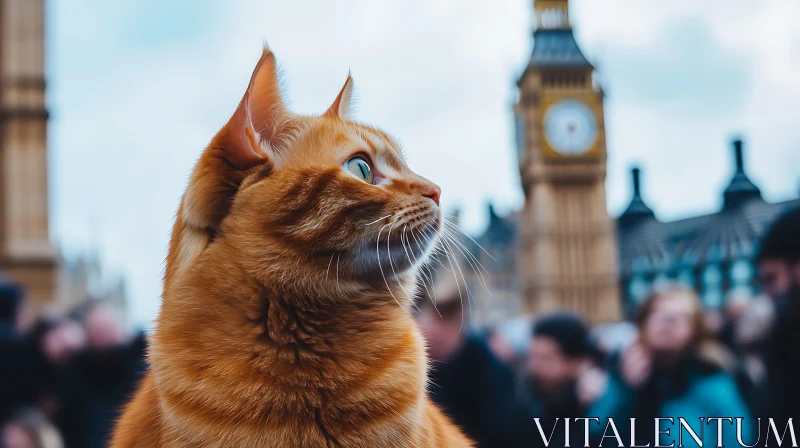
[345,157,373,184]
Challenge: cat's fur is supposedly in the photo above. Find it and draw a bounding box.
[110,46,473,447]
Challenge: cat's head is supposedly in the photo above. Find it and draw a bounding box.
[174,46,441,290]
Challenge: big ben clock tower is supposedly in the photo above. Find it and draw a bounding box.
[515,0,620,322]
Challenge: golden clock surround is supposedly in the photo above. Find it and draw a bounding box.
[537,91,606,161]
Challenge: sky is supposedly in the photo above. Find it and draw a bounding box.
[46,0,800,327]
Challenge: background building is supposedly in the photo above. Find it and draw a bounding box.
[0,0,127,313]
[617,139,800,312]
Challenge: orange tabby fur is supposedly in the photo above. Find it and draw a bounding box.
[110,46,473,447]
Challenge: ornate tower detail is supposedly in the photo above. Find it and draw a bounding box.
[515,0,620,322]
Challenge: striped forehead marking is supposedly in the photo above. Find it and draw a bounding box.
[356,128,405,172]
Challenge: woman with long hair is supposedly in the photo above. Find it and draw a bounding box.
[593,283,754,447]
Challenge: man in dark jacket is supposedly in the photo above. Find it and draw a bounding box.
[0,284,60,423]
[418,291,521,447]
[516,313,607,448]
[758,207,800,438]
[59,302,147,448]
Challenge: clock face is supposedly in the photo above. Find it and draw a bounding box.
[543,99,598,156]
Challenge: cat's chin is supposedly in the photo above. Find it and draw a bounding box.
[338,234,437,283]
[340,254,419,283]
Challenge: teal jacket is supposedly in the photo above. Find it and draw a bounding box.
[590,369,755,447]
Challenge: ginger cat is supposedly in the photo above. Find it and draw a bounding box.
[110,45,473,448]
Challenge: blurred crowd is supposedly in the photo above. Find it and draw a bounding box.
[1,206,798,448]
[0,296,146,448]
[418,206,800,447]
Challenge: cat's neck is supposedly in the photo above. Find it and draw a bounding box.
[250,277,417,354]
[151,255,428,445]
[155,247,424,387]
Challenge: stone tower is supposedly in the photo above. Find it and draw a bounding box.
[514,0,620,322]
[0,0,58,307]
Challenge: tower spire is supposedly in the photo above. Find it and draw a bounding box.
[723,138,761,209]
[619,166,655,228]
[519,0,590,84]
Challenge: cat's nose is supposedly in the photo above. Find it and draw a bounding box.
[422,183,441,206]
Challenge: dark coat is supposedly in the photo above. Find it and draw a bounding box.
[0,328,52,422]
[428,335,522,448]
[763,310,800,440]
[57,333,148,448]
[514,380,595,448]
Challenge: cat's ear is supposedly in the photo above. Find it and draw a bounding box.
[323,73,354,119]
[218,45,291,169]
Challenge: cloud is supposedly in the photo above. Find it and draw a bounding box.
[600,18,753,114]
[572,0,800,219]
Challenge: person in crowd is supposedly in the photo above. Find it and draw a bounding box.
[417,277,520,448]
[0,281,33,337]
[732,296,773,417]
[22,317,88,447]
[1,286,86,425]
[717,288,751,353]
[515,313,608,447]
[36,318,88,369]
[0,282,35,422]
[757,206,800,430]
[1,408,64,448]
[485,327,518,367]
[593,283,752,447]
[57,302,147,448]
[589,322,637,361]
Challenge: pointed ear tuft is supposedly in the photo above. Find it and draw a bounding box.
[217,44,291,170]
[323,73,354,119]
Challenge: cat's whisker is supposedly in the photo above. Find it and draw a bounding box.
[442,227,489,275]
[365,214,393,226]
[402,225,430,304]
[387,220,419,313]
[336,253,341,293]
[417,230,450,273]
[444,229,493,296]
[409,235,439,316]
[386,220,400,280]
[408,229,447,316]
[405,227,428,282]
[444,232,491,295]
[443,219,497,262]
[376,221,409,314]
[424,265,442,318]
[417,265,436,308]
[439,238,466,332]
[326,251,336,281]
[416,263,442,318]
[441,237,476,313]
[408,230,441,317]
[441,229,492,297]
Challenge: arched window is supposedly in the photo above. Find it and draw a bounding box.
[706,244,722,264]
[730,259,753,291]
[677,268,695,287]
[653,273,670,288]
[629,276,649,304]
[702,264,723,307]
